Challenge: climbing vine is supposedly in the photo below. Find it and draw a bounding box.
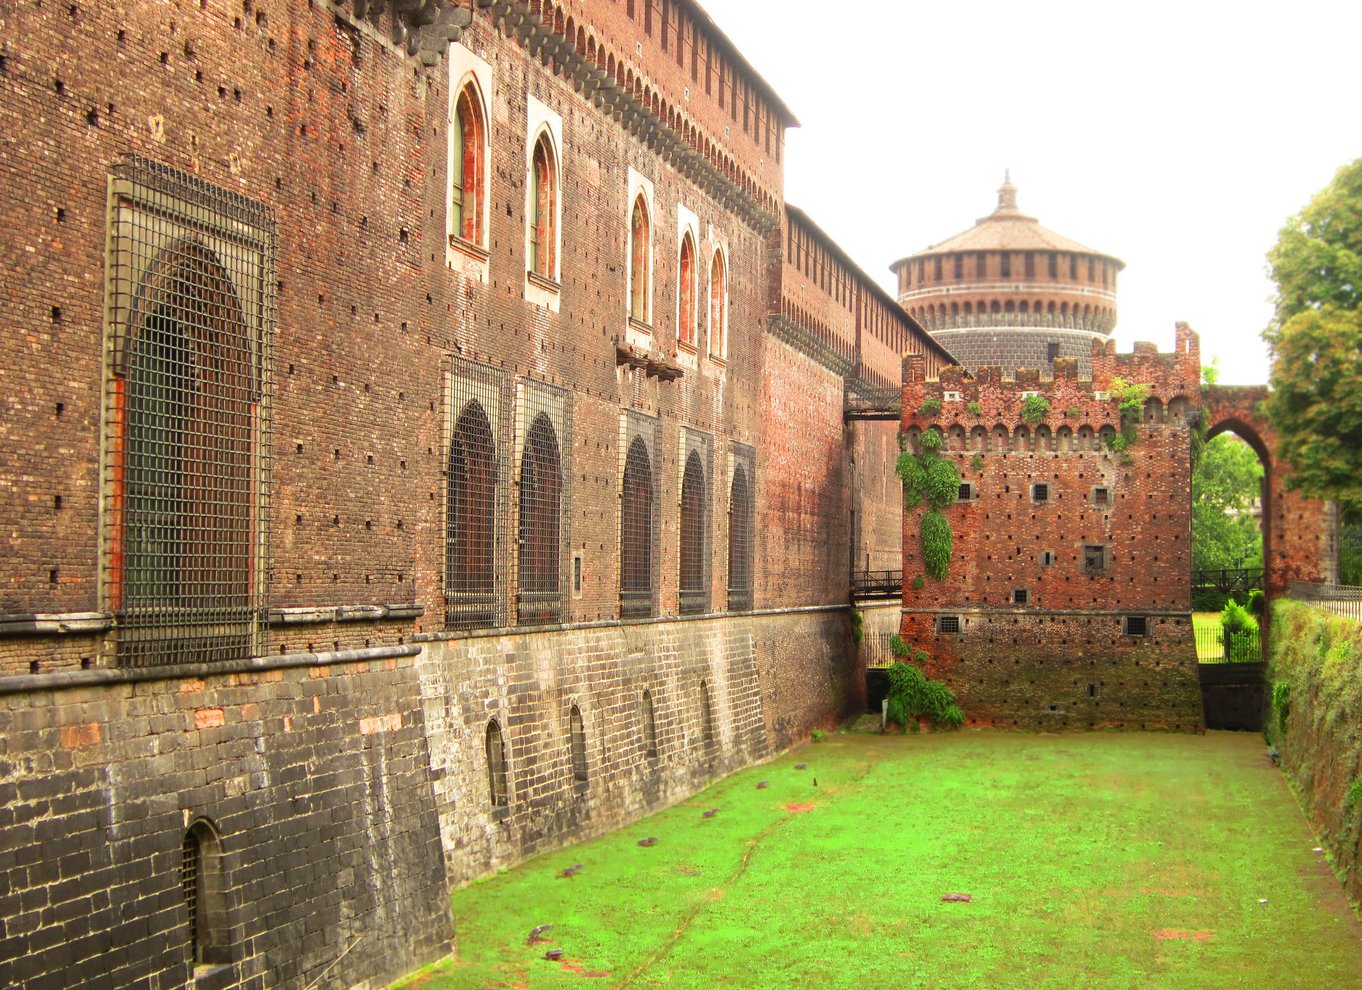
[896,429,959,580]
[1106,377,1151,457]
[884,636,964,729]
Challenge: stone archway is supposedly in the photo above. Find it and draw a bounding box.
[1200,386,1336,602]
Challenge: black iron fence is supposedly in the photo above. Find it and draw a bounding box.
[1195,622,1262,663]
[852,569,903,599]
[1290,581,1362,622]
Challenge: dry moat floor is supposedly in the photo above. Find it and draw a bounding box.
[414,731,1362,989]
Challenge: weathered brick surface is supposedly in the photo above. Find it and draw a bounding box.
[0,654,451,990]
[897,329,1205,728]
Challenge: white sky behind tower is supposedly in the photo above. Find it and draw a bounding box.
[702,0,1361,386]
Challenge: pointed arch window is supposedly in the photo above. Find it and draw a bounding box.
[620,436,655,617]
[679,448,709,614]
[182,820,230,967]
[518,412,564,625]
[629,194,652,324]
[641,689,658,758]
[446,392,500,630]
[727,450,754,611]
[529,132,558,280]
[451,83,487,246]
[485,719,509,806]
[569,704,588,782]
[709,249,727,359]
[678,232,697,347]
[104,157,272,667]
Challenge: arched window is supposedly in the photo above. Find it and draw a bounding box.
[679,450,708,614]
[678,232,697,347]
[699,679,716,748]
[114,223,267,666]
[569,704,588,782]
[709,249,727,358]
[518,413,563,625]
[485,719,509,806]
[451,83,486,245]
[629,194,651,323]
[620,436,654,617]
[727,463,753,611]
[446,400,498,630]
[182,820,230,967]
[641,689,658,758]
[529,132,558,279]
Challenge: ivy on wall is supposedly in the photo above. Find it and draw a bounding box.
[896,429,959,580]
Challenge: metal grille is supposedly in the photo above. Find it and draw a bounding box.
[517,380,572,625]
[679,429,713,615]
[641,689,658,757]
[620,411,661,618]
[445,359,511,630]
[485,720,509,806]
[569,705,588,782]
[727,444,755,611]
[181,829,200,963]
[103,156,274,667]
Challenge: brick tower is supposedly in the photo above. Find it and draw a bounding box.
[891,173,1125,378]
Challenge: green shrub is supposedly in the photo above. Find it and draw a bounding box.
[884,661,963,731]
[970,454,984,472]
[1193,589,1231,612]
[918,398,942,416]
[921,427,944,452]
[966,401,982,417]
[921,510,952,580]
[850,610,863,647]
[896,452,927,510]
[1346,779,1362,814]
[1021,394,1050,424]
[924,457,961,509]
[1246,588,1266,617]
[1221,598,1261,661]
[1273,680,1291,735]
[911,575,925,591]
[1065,406,1083,418]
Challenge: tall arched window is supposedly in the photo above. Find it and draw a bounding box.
[569,704,588,782]
[105,162,274,669]
[529,132,558,279]
[485,719,509,806]
[679,450,708,614]
[709,249,727,358]
[641,689,658,758]
[518,413,562,625]
[699,679,716,749]
[451,83,486,246]
[678,232,696,347]
[182,819,230,967]
[629,194,651,323]
[727,463,753,611]
[446,400,497,630]
[620,436,654,617]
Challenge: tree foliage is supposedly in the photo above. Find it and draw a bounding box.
[1264,157,1362,517]
[1192,434,1264,571]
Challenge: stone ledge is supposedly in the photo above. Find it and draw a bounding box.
[0,612,113,636]
[269,603,425,626]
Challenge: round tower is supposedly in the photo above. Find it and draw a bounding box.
[890,173,1124,378]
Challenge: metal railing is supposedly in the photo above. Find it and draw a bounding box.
[1290,581,1362,622]
[1195,623,1262,663]
[852,569,903,599]
[1192,568,1264,596]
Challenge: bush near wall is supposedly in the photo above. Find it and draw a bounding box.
[1267,599,1362,908]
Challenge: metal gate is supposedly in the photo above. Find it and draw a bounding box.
[1199,662,1266,731]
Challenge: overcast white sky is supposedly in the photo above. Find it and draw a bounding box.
[704,0,1360,385]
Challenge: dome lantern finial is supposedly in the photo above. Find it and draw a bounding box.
[996,170,1019,214]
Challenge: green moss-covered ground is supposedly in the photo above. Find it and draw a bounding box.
[418,732,1362,989]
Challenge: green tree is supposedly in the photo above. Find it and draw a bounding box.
[1263,157,1362,517]
[1192,435,1263,572]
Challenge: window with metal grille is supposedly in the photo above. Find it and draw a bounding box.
[709,249,728,358]
[629,194,651,323]
[1032,483,1049,502]
[528,131,557,279]
[1012,588,1029,605]
[103,156,273,668]
[699,678,716,748]
[958,482,974,501]
[1092,486,1110,507]
[485,719,509,806]
[1123,615,1148,637]
[181,820,229,967]
[727,450,754,611]
[1083,545,1108,573]
[679,433,712,615]
[678,231,697,346]
[446,360,510,630]
[641,689,658,758]
[518,410,564,626]
[937,615,961,634]
[569,704,588,782]
[451,83,487,246]
[1041,550,1056,566]
[620,436,655,618]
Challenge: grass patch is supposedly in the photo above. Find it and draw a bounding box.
[1193,612,1221,660]
[428,733,1362,989]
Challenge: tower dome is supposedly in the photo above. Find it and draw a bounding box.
[890,174,1125,378]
